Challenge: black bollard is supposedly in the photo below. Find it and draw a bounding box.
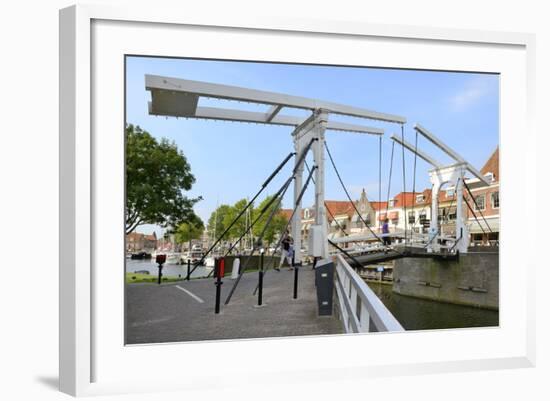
[214,258,224,314]
[293,260,299,299]
[186,259,191,281]
[258,251,264,306]
[155,254,166,285]
[157,264,163,285]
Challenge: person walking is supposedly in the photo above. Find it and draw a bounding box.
[287,238,295,270]
[277,230,293,270]
[382,218,391,247]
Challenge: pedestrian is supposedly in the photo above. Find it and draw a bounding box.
[382,218,391,247]
[277,230,293,270]
[287,238,295,270]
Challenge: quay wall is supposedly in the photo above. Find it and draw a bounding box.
[223,255,281,273]
[393,252,499,310]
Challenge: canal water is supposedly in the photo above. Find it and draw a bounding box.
[367,282,499,331]
[126,259,213,279]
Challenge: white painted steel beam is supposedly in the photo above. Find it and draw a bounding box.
[265,105,283,122]
[146,74,406,123]
[390,134,442,167]
[414,123,490,186]
[149,103,385,135]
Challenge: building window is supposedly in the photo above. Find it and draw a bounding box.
[304,208,310,219]
[416,194,425,203]
[389,199,395,208]
[437,208,446,222]
[491,191,499,209]
[448,207,457,220]
[408,211,415,224]
[474,195,486,211]
[419,212,427,222]
[485,172,495,182]
[446,188,455,198]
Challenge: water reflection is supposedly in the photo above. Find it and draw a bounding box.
[367,282,499,330]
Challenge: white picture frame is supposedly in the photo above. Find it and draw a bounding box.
[59,4,536,397]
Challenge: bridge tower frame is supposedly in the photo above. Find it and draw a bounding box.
[427,163,469,253]
[291,109,330,263]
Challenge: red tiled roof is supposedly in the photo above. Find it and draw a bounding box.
[279,209,293,221]
[325,200,354,218]
[393,192,416,208]
[370,201,388,211]
[388,189,455,208]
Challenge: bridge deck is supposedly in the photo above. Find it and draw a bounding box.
[352,247,460,266]
[126,267,343,344]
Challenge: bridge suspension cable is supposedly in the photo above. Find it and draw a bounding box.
[384,140,395,218]
[224,175,295,304]
[411,129,419,230]
[463,178,498,244]
[187,151,295,277]
[324,201,348,236]
[249,163,318,296]
[378,135,382,231]
[463,190,489,238]
[324,140,391,250]
[400,125,408,244]
[206,175,294,279]
[327,239,363,269]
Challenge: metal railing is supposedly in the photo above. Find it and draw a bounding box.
[334,254,404,333]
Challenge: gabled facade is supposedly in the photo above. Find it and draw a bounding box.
[278,147,499,248]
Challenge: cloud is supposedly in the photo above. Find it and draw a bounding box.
[448,77,493,112]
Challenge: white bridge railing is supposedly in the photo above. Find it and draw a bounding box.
[334,254,404,333]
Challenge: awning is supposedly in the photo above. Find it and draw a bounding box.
[468,217,499,233]
[388,211,399,220]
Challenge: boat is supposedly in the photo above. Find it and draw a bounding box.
[130,251,152,260]
[165,252,182,265]
[181,249,204,265]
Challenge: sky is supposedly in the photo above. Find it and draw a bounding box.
[125,56,499,237]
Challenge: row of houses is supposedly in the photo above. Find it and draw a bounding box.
[126,231,158,252]
[282,147,500,248]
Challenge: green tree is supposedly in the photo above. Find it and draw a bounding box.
[125,124,201,234]
[223,198,250,242]
[175,214,204,251]
[207,204,231,241]
[252,195,288,246]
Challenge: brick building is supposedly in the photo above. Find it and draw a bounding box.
[280,147,499,249]
[126,231,158,252]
